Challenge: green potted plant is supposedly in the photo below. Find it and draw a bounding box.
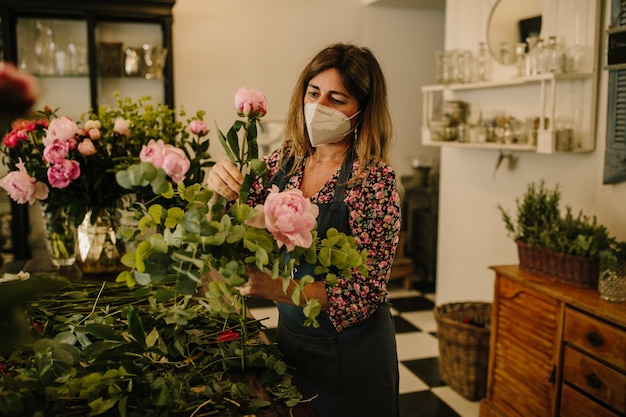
[498,180,621,288]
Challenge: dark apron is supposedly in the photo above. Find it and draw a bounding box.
[270,152,399,417]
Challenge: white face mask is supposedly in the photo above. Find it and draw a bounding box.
[304,103,360,147]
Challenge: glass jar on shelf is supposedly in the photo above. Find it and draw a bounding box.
[34,21,56,75]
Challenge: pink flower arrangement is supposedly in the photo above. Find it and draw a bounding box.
[0,95,212,225]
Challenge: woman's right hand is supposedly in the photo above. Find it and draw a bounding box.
[206,159,243,201]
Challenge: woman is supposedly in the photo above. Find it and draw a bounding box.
[207,43,401,417]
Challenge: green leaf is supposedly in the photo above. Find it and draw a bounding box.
[125,306,146,348]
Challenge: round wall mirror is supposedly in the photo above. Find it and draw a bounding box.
[487,0,542,65]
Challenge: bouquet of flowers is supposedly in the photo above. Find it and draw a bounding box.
[0,94,213,265]
[0,94,212,225]
[115,87,367,328]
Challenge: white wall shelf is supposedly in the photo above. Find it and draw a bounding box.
[421,72,597,154]
[362,0,444,8]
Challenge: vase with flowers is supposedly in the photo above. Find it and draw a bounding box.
[0,94,213,272]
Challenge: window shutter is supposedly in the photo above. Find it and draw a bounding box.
[605,0,626,184]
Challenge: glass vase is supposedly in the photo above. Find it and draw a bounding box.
[41,206,76,267]
[76,210,121,275]
[598,256,626,303]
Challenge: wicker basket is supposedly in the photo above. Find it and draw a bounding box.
[516,240,599,288]
[434,302,492,401]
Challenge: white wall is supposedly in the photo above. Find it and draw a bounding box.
[171,0,444,178]
[171,0,625,307]
[435,0,626,305]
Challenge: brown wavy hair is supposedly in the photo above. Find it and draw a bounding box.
[281,43,393,180]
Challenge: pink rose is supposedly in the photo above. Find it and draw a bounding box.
[113,117,130,136]
[246,185,318,251]
[234,87,267,118]
[161,145,190,183]
[78,138,97,156]
[0,160,48,204]
[139,139,166,168]
[0,62,38,116]
[43,116,77,148]
[42,139,70,164]
[189,120,208,135]
[47,159,80,189]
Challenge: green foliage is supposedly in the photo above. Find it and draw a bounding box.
[498,180,623,260]
[0,280,303,416]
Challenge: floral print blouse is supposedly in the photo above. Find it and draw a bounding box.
[247,148,401,332]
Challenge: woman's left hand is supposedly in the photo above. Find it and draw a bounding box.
[237,267,280,299]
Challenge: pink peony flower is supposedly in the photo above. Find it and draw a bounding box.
[161,145,190,183]
[43,116,77,147]
[189,120,208,135]
[246,185,318,251]
[113,117,130,136]
[0,160,48,204]
[42,139,70,164]
[77,138,97,156]
[139,139,166,168]
[234,87,267,118]
[47,159,80,189]
[0,62,38,116]
[140,139,190,183]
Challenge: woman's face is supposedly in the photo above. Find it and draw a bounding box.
[304,68,360,123]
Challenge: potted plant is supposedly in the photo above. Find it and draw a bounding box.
[498,180,622,288]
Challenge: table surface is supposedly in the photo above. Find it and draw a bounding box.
[0,257,320,417]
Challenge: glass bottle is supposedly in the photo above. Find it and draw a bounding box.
[515,42,526,77]
[525,37,539,76]
[535,39,549,74]
[567,44,586,73]
[475,42,489,82]
[34,21,56,75]
[499,42,511,65]
[547,36,566,74]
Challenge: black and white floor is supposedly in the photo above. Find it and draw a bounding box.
[248,280,481,417]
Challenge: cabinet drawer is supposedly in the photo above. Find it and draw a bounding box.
[560,384,621,417]
[563,346,626,413]
[564,307,626,371]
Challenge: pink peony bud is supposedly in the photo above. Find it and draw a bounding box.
[87,128,101,140]
[113,117,130,136]
[78,138,97,156]
[234,87,267,118]
[189,119,208,135]
[83,119,101,131]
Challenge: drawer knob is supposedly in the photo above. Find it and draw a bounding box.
[585,373,603,390]
[585,331,603,347]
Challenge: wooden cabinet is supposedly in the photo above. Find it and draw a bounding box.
[480,265,626,417]
[0,0,176,260]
